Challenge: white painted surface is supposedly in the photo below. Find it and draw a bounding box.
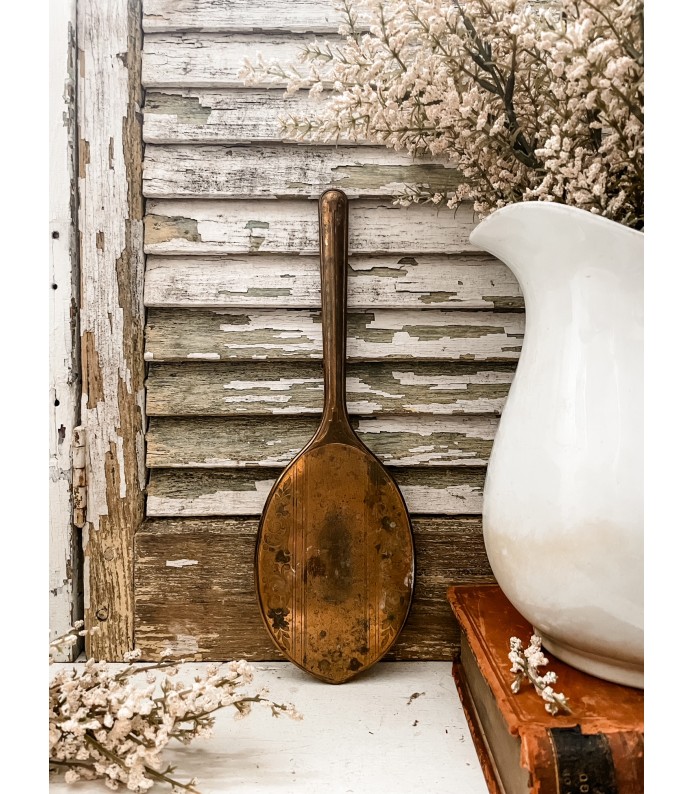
[472,202,644,688]
[49,0,80,657]
[143,0,345,33]
[50,661,488,794]
[145,198,478,255]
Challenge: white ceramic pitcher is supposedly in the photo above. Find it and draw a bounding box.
[470,202,643,688]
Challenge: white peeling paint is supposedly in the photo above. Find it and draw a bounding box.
[224,394,292,404]
[345,376,403,400]
[223,377,322,392]
[145,198,479,256]
[166,559,199,567]
[79,0,146,530]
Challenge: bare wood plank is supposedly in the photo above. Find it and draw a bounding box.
[50,0,81,658]
[146,467,487,516]
[144,144,460,200]
[144,89,337,144]
[145,199,479,255]
[143,1,344,33]
[78,0,146,659]
[145,361,515,416]
[143,33,338,88]
[144,254,522,310]
[134,517,495,660]
[146,416,497,468]
[145,308,524,362]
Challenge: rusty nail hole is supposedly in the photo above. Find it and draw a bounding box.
[52,283,58,290]
[52,231,60,239]
[96,606,109,621]
[54,399,60,407]
[103,548,115,561]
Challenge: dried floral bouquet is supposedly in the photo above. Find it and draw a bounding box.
[49,626,300,793]
[243,0,643,228]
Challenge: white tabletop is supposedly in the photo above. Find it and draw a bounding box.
[50,661,488,794]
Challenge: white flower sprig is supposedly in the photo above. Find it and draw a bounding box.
[242,0,643,229]
[49,626,301,793]
[508,634,571,716]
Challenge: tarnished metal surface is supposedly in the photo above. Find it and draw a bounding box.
[255,190,415,683]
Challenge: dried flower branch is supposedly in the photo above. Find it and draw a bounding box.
[508,634,571,715]
[242,0,643,228]
[50,628,300,793]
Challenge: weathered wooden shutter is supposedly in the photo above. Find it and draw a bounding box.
[82,0,524,660]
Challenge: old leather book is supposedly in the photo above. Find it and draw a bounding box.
[447,585,644,794]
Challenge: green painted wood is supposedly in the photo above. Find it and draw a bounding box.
[145,361,515,416]
[146,466,487,516]
[145,308,524,362]
[146,415,497,468]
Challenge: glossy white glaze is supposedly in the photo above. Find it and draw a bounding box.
[470,202,643,688]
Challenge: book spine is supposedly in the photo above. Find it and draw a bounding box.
[523,726,643,794]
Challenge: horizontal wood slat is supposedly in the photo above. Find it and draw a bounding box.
[144,89,335,144]
[144,144,460,200]
[145,199,479,255]
[143,33,339,88]
[143,1,344,33]
[146,415,497,468]
[146,467,487,516]
[145,308,524,362]
[145,361,515,416]
[144,254,522,310]
[134,517,496,660]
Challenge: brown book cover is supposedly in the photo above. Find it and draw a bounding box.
[447,585,643,794]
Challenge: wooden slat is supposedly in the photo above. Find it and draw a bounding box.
[144,254,522,310]
[145,199,479,255]
[50,0,81,656]
[78,0,145,659]
[144,89,335,144]
[143,1,344,33]
[146,467,487,516]
[143,33,338,88]
[145,308,524,362]
[145,361,515,416]
[134,517,495,660]
[144,144,460,200]
[146,416,497,468]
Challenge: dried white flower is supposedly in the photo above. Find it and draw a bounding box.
[49,626,301,792]
[508,634,571,715]
[241,0,643,229]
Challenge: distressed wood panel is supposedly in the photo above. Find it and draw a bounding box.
[147,467,487,516]
[144,254,522,310]
[144,89,336,144]
[143,33,339,88]
[144,144,460,200]
[145,362,515,416]
[145,199,478,255]
[134,517,495,660]
[143,0,344,33]
[78,0,146,659]
[145,308,524,362]
[50,0,81,657]
[146,416,497,468]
